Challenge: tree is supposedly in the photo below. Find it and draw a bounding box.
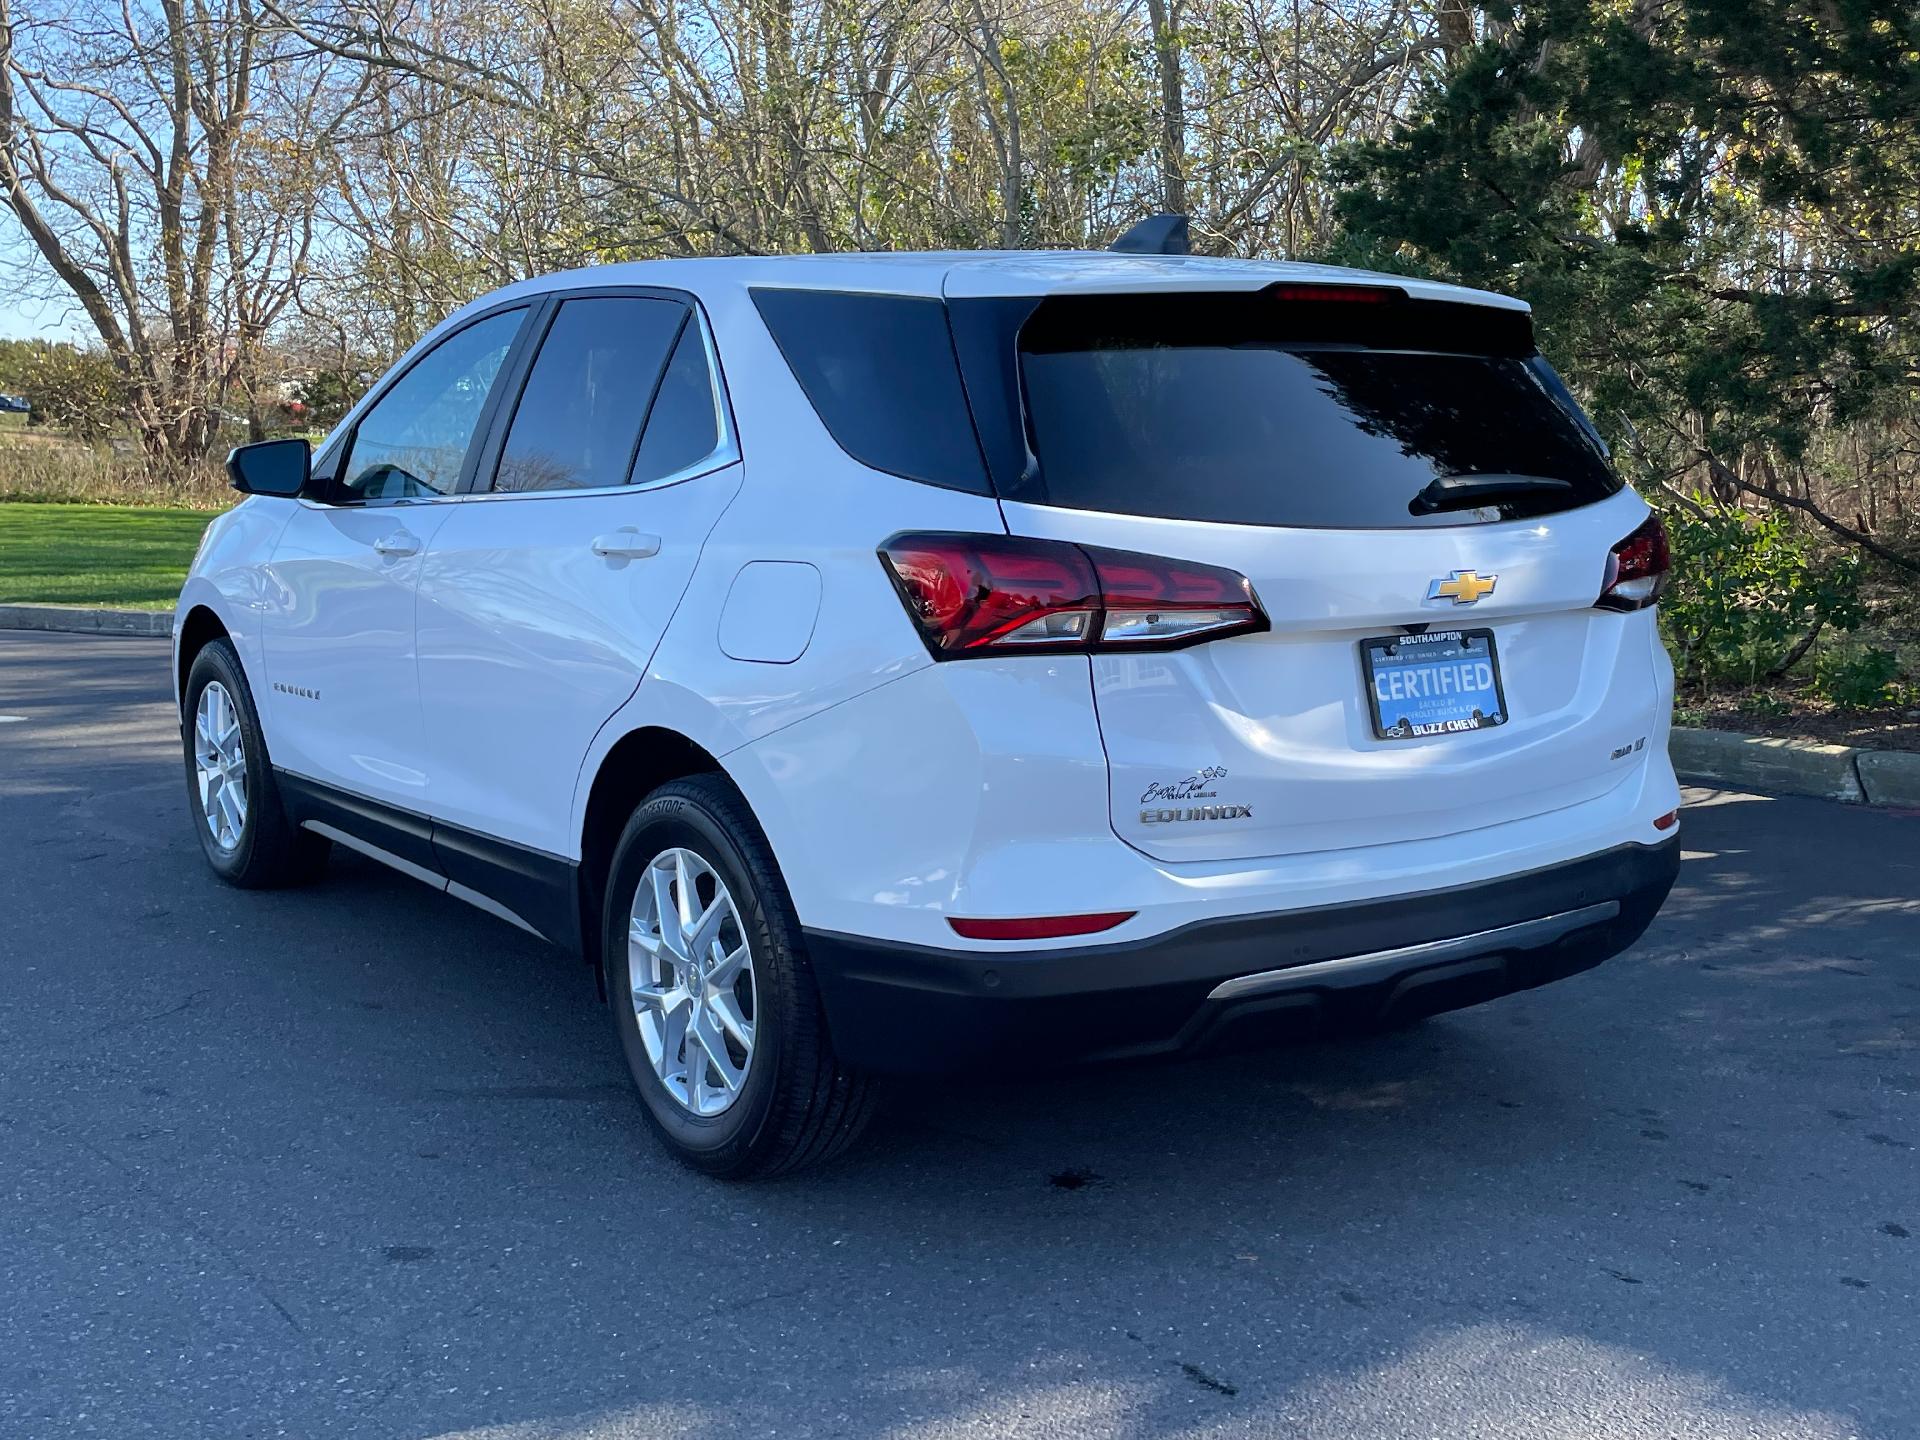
[0,337,128,436]
[1330,0,1920,575]
[0,0,341,460]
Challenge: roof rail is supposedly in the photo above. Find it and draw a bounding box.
[1109,213,1190,256]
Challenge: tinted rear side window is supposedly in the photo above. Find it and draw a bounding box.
[751,289,989,493]
[632,320,721,485]
[1014,293,1619,528]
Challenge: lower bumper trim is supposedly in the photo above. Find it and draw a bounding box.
[1205,900,1621,1001]
[803,837,1681,1075]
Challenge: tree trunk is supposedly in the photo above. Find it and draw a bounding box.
[1144,0,1187,215]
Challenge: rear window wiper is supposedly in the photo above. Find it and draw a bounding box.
[1410,473,1574,516]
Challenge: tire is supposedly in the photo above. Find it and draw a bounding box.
[181,639,331,888]
[604,775,875,1179]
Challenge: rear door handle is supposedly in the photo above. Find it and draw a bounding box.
[591,529,661,560]
[372,531,420,558]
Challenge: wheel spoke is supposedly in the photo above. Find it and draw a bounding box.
[682,1033,706,1110]
[686,894,729,958]
[690,1012,743,1094]
[711,990,754,1052]
[707,941,748,991]
[633,977,689,1024]
[218,783,243,840]
[629,916,665,965]
[650,862,689,961]
[677,851,698,925]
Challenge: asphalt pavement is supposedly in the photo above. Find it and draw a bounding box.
[3,630,1918,1440]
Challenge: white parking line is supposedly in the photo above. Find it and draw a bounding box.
[0,715,26,724]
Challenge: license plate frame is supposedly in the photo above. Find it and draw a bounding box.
[1360,628,1508,742]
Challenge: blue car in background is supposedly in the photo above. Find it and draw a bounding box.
[0,395,30,414]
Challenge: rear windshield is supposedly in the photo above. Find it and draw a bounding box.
[1012,292,1619,528]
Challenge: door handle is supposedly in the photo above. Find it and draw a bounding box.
[372,531,420,558]
[591,529,661,560]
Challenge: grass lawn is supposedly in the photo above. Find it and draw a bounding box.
[0,502,218,608]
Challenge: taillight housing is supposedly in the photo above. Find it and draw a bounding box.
[878,533,1268,658]
[1597,513,1671,612]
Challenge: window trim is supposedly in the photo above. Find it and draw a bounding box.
[306,300,535,509]
[463,284,740,504]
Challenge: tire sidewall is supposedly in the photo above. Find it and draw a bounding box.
[604,789,786,1169]
[182,641,271,882]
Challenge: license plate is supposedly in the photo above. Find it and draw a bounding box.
[1361,628,1507,741]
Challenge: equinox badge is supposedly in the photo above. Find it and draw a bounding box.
[1141,804,1253,824]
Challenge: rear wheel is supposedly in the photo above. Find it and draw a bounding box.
[605,775,874,1178]
[181,640,330,888]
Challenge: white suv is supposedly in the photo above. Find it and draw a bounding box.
[176,243,1681,1177]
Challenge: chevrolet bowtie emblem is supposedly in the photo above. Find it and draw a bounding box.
[1428,569,1498,605]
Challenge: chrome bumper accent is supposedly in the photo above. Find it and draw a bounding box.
[1205,900,1623,1002]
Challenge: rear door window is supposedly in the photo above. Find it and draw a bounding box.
[491,297,686,494]
[630,319,722,485]
[1013,292,1619,528]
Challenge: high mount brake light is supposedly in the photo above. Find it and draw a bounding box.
[1598,513,1672,612]
[878,533,1269,658]
[1263,283,1400,304]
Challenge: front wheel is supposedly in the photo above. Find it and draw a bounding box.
[605,775,874,1179]
[181,639,330,888]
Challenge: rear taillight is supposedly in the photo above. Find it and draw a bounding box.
[879,533,1268,658]
[1597,513,1671,612]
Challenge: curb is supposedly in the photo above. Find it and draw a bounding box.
[1671,726,1920,807]
[0,603,173,637]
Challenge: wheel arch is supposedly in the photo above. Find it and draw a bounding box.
[175,603,233,714]
[576,726,732,991]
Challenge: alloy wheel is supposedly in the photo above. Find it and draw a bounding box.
[193,681,248,851]
[627,847,757,1116]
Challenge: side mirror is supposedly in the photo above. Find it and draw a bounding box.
[226,437,311,498]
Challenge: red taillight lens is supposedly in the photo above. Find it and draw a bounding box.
[948,911,1134,941]
[1598,513,1672,612]
[879,533,1268,657]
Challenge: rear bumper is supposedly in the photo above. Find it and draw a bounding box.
[803,836,1681,1074]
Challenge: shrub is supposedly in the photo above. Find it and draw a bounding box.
[1811,647,1904,708]
[0,439,229,508]
[1658,503,1867,692]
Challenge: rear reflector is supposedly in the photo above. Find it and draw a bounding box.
[947,912,1135,941]
[880,533,1268,658]
[1599,513,1672,612]
[1653,810,1678,831]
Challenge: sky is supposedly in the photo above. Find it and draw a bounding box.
[0,233,89,344]
[0,297,88,343]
